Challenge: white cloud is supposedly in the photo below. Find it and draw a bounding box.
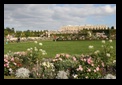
[103,5,116,13]
[4,4,116,31]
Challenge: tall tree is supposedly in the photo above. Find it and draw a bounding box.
[16,31,22,37]
[25,30,30,38]
[111,26,114,29]
[11,27,15,33]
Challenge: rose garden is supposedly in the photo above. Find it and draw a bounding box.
[4,28,116,79]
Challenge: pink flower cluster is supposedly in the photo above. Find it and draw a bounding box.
[81,57,94,65]
[4,55,22,75]
[73,57,77,61]
[76,55,102,78]
[54,53,71,61]
[77,65,83,71]
[87,68,91,72]
[87,57,93,64]
[4,58,9,68]
[55,54,60,58]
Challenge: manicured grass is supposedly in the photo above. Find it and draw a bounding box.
[4,40,116,79]
[4,40,116,58]
[4,76,18,79]
[4,76,34,79]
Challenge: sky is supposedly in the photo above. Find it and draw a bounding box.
[4,4,116,31]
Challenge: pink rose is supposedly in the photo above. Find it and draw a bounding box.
[73,57,76,61]
[6,63,9,66]
[4,59,6,61]
[87,57,93,64]
[66,54,70,58]
[13,62,17,65]
[77,65,83,71]
[59,58,62,61]
[91,64,94,66]
[4,64,7,67]
[83,59,86,62]
[55,54,60,58]
[7,65,9,68]
[87,68,91,72]
[11,57,14,61]
[4,59,8,62]
[94,70,96,72]
[96,67,99,71]
[52,59,56,62]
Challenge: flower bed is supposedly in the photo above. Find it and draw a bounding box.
[4,40,116,79]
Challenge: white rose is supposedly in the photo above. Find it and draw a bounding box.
[27,48,30,51]
[73,74,78,78]
[89,45,94,49]
[109,40,112,43]
[94,50,100,54]
[113,60,116,63]
[106,53,110,57]
[42,62,46,66]
[35,48,38,51]
[9,68,12,72]
[102,40,105,44]
[110,46,113,49]
[39,43,43,46]
[34,41,37,44]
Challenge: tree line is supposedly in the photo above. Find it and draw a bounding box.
[4,26,115,38]
[4,27,48,38]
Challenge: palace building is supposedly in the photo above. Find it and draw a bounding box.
[59,25,108,32]
[48,25,109,35]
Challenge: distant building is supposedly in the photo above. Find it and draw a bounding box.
[59,25,108,33]
[47,25,108,34]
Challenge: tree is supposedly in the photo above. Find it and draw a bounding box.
[4,30,8,36]
[16,31,22,37]
[111,26,114,29]
[6,27,11,31]
[11,28,15,33]
[107,27,110,29]
[37,30,40,37]
[25,30,30,38]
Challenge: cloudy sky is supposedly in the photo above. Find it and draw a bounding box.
[4,4,116,31]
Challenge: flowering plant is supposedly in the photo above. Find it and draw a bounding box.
[52,53,78,72]
[15,67,30,78]
[30,61,56,79]
[93,40,116,67]
[52,53,103,79]
[22,41,47,69]
[4,54,22,76]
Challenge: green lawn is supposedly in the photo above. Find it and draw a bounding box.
[4,40,116,58]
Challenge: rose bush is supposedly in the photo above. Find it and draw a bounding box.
[4,54,22,76]
[4,40,116,79]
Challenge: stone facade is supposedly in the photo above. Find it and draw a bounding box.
[59,25,108,32]
[47,25,108,35]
